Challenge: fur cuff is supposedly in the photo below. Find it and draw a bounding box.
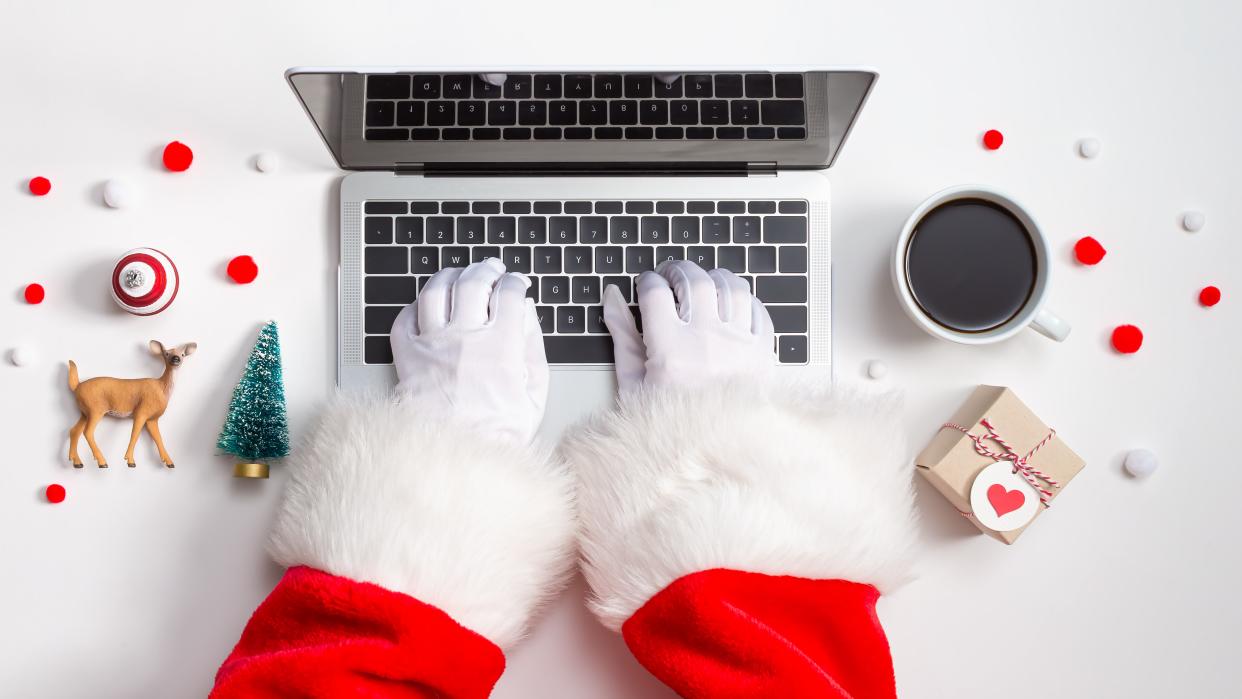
[267,394,576,650]
[561,378,917,631]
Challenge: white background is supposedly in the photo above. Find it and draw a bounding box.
[2,1,1240,697]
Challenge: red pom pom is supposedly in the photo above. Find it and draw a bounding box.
[1199,285,1221,307]
[1111,324,1143,354]
[45,484,66,504]
[163,141,194,172]
[24,283,45,304]
[28,176,51,196]
[227,255,259,284]
[1074,236,1106,265]
[983,129,1004,150]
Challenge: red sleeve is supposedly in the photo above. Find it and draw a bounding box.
[211,566,504,699]
[621,569,896,699]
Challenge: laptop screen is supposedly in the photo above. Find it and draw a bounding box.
[287,68,875,171]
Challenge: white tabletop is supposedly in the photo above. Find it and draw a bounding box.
[2,1,1240,697]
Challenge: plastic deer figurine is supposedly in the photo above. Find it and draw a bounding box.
[67,340,197,469]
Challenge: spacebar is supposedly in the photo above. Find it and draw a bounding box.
[544,335,615,364]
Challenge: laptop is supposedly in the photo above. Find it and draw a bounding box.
[285,67,876,391]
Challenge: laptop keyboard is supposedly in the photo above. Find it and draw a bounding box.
[363,73,808,142]
[361,199,811,365]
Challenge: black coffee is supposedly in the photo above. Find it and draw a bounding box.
[905,199,1037,333]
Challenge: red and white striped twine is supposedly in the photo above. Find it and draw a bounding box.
[943,418,1061,507]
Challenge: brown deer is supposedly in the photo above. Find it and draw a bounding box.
[67,340,197,469]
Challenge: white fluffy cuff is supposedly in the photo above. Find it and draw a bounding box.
[267,394,576,650]
[561,378,918,631]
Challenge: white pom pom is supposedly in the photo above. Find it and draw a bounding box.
[478,73,507,87]
[654,73,680,86]
[1124,448,1158,478]
[103,179,137,209]
[1182,211,1205,233]
[255,152,279,173]
[9,345,38,368]
[1077,137,1100,159]
[865,359,888,379]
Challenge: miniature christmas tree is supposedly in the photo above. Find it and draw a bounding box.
[217,321,290,478]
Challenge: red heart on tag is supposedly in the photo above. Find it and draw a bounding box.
[987,483,1026,517]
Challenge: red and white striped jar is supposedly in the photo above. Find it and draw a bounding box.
[110,247,180,316]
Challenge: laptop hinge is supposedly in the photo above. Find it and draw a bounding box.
[747,161,778,176]
[398,162,758,177]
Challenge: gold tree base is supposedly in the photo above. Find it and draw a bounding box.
[233,462,270,479]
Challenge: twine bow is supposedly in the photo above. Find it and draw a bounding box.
[943,418,1060,507]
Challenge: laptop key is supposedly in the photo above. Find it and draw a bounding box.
[503,201,531,214]
[595,247,623,273]
[550,101,577,125]
[762,100,805,125]
[367,75,410,99]
[473,76,502,98]
[364,217,393,244]
[717,201,745,214]
[609,216,638,244]
[625,74,654,98]
[671,216,700,243]
[640,216,669,243]
[533,201,561,214]
[685,127,712,139]
[768,306,808,333]
[595,127,622,139]
[565,127,592,139]
[594,75,623,98]
[426,218,453,244]
[685,74,713,97]
[778,201,808,214]
[779,246,808,273]
[411,128,439,140]
[470,246,501,263]
[580,101,607,125]
[442,74,471,98]
[565,74,592,97]
[534,246,562,273]
[774,74,804,98]
[366,101,395,127]
[654,76,682,97]
[536,305,555,333]
[545,335,615,362]
[745,73,774,98]
[595,201,623,213]
[626,201,654,214]
[364,336,394,365]
[609,100,638,125]
[778,335,808,363]
[458,101,486,126]
[701,100,729,125]
[366,128,407,140]
[558,306,587,333]
[504,74,532,99]
[526,282,538,301]
[731,100,760,125]
[504,246,531,273]
[365,306,404,334]
[718,246,746,273]
[748,246,776,273]
[640,100,669,125]
[564,202,591,214]
[625,246,655,273]
[703,216,730,243]
[487,217,516,244]
[365,201,407,214]
[519,101,547,125]
[572,276,601,304]
[778,127,807,139]
[441,247,470,268]
[756,276,808,303]
[395,217,423,244]
[687,246,715,270]
[671,100,698,125]
[473,128,500,140]
[519,216,546,243]
[715,74,743,98]
[488,101,516,126]
[748,201,777,214]
[473,201,500,214]
[717,127,744,139]
[396,102,425,126]
[764,216,808,243]
[602,275,632,302]
[747,127,776,139]
[565,247,593,273]
[457,216,485,244]
[412,75,441,99]
[541,276,570,303]
[687,201,715,214]
[442,202,470,214]
[535,74,563,98]
[656,246,686,263]
[586,305,607,334]
[656,201,684,214]
[503,127,531,140]
[428,101,454,126]
[366,247,407,274]
[732,216,761,243]
[365,277,416,304]
[411,246,440,274]
[534,127,562,139]
[625,127,653,139]
[579,216,608,244]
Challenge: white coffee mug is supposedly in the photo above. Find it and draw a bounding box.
[891,185,1070,344]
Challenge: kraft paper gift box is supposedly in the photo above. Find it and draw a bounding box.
[915,385,1086,544]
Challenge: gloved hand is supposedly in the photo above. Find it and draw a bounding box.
[603,261,776,393]
[390,259,549,443]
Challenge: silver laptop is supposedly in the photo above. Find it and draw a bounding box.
[286,67,876,390]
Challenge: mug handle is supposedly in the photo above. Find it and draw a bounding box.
[1031,308,1071,342]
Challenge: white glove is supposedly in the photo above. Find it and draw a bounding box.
[603,261,777,393]
[390,259,549,444]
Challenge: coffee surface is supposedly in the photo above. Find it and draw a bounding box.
[905,199,1037,333]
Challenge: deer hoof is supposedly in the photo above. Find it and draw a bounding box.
[72,461,83,469]
[98,463,108,469]
[127,462,136,468]
[166,463,175,469]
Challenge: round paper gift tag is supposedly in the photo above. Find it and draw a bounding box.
[969,461,1041,532]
